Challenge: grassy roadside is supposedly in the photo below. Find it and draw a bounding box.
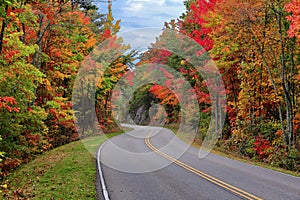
[165,124,300,178]
[1,132,122,200]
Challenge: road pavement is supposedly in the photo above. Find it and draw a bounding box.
[97,125,300,200]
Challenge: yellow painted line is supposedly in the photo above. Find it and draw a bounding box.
[145,131,263,200]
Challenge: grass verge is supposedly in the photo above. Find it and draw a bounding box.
[1,132,122,200]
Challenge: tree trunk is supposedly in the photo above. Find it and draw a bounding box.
[277,1,293,146]
[33,14,44,69]
[0,5,8,54]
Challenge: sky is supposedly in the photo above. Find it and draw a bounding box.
[96,0,186,50]
[110,0,185,31]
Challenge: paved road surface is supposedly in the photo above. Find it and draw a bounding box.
[97,125,300,200]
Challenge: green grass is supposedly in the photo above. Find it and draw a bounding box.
[1,132,122,200]
[83,133,120,155]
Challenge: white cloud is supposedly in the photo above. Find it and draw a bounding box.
[124,0,166,12]
[120,28,163,51]
[126,0,166,6]
[125,2,143,11]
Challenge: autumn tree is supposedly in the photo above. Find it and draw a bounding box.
[0,6,48,176]
[154,0,300,169]
[0,0,109,176]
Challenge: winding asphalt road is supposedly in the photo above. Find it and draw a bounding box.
[97,125,300,200]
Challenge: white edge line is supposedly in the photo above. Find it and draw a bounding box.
[97,141,110,200]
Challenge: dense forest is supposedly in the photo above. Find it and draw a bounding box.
[0,0,299,190]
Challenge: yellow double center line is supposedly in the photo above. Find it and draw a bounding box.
[145,132,263,200]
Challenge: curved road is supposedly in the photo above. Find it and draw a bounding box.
[97,125,300,200]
